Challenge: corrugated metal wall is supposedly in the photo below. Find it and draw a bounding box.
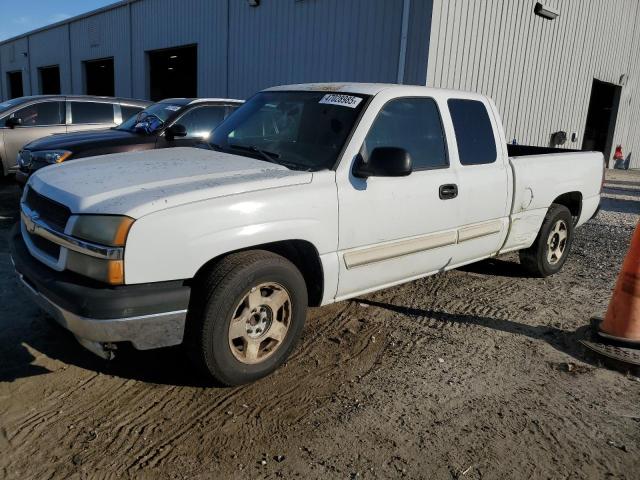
[1,0,638,169]
[69,5,132,97]
[0,36,30,98]
[129,0,228,99]
[0,0,433,102]
[227,0,405,98]
[426,0,640,168]
[28,25,72,94]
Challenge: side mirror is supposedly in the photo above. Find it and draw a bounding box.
[165,124,187,140]
[5,116,22,129]
[353,147,412,178]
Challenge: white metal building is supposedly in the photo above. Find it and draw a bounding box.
[1,0,638,168]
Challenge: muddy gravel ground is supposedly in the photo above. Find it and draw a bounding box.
[1,170,639,479]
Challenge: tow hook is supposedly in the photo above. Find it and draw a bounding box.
[75,337,117,360]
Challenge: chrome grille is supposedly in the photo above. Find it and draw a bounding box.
[27,231,61,259]
[24,188,71,232]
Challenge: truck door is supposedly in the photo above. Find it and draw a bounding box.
[445,98,510,264]
[335,96,461,299]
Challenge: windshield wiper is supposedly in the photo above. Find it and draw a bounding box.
[227,144,281,164]
[209,143,310,171]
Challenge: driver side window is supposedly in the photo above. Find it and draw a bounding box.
[11,101,65,126]
[176,106,227,140]
[363,97,448,171]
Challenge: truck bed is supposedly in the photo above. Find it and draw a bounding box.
[506,144,581,157]
[499,148,603,254]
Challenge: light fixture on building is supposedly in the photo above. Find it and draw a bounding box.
[170,55,178,59]
[248,0,260,6]
[620,74,628,86]
[534,2,559,20]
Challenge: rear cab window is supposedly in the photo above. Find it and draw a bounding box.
[447,99,497,165]
[70,101,115,124]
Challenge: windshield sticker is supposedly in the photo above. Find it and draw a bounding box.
[164,105,181,111]
[319,94,363,109]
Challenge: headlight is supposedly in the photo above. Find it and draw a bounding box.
[67,215,135,285]
[71,215,135,247]
[31,150,72,165]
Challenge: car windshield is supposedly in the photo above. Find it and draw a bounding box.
[210,91,369,171]
[117,102,183,133]
[0,98,25,116]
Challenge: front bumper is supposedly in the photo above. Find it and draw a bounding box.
[9,225,191,355]
[15,170,29,187]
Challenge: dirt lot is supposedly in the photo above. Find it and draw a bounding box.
[1,170,639,479]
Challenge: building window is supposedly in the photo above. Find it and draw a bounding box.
[7,71,24,99]
[148,45,197,101]
[39,66,61,95]
[84,58,115,97]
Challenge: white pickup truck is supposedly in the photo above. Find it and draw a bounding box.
[11,83,604,385]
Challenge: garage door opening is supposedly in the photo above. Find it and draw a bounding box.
[148,45,197,101]
[39,65,61,95]
[7,71,23,98]
[582,79,621,166]
[85,58,115,96]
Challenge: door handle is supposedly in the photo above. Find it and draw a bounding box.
[439,184,458,200]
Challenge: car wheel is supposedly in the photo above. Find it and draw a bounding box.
[519,203,574,277]
[185,250,308,386]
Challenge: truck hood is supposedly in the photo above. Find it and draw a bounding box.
[29,147,313,218]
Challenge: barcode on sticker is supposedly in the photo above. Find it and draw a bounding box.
[319,94,363,108]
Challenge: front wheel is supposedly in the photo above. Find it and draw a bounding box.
[185,250,308,386]
[519,204,574,277]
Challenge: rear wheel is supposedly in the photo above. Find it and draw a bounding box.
[185,250,308,386]
[519,204,574,277]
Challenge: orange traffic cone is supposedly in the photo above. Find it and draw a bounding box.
[598,222,640,344]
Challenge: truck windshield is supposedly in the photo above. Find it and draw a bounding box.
[210,91,369,171]
[117,102,183,133]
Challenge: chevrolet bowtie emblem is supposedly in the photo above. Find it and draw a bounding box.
[24,211,39,234]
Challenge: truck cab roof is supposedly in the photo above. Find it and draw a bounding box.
[265,82,488,100]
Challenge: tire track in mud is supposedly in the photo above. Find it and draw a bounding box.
[0,299,394,476]
[122,303,394,473]
[4,255,548,477]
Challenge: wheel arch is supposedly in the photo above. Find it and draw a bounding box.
[551,191,582,224]
[190,239,325,307]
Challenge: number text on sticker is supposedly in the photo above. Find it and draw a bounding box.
[319,94,363,108]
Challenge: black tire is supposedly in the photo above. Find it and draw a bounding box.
[519,203,574,277]
[185,250,308,386]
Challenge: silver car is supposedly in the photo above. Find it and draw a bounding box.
[0,95,151,176]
